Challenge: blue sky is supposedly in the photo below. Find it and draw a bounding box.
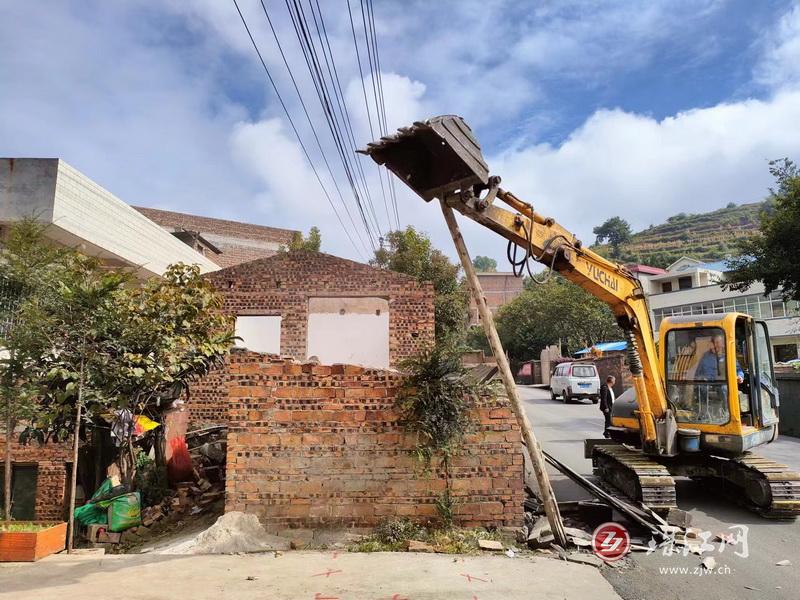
[2,1,800,264]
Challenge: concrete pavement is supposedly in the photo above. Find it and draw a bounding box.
[0,550,621,600]
[519,384,800,600]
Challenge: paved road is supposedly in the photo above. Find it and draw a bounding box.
[0,550,619,600]
[519,385,800,600]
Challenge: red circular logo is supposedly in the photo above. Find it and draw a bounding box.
[592,522,630,561]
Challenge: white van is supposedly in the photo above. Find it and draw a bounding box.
[550,362,600,403]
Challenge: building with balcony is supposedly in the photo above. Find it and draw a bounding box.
[631,257,800,363]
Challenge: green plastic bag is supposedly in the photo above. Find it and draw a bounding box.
[107,492,141,532]
[74,478,115,526]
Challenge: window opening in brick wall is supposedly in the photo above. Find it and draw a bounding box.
[307,297,390,368]
[234,315,282,355]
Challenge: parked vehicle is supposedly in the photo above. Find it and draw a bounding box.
[550,362,600,403]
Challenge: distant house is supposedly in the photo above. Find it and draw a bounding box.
[628,257,800,363]
[134,206,298,269]
[469,272,524,325]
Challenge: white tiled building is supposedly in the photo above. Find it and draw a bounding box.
[0,158,220,279]
[630,257,800,363]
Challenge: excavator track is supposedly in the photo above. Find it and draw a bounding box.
[592,444,800,519]
[592,444,677,513]
[720,455,800,519]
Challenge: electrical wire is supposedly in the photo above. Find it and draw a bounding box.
[359,0,399,231]
[257,0,370,256]
[285,0,379,251]
[230,0,365,259]
[307,0,385,237]
[345,0,393,232]
[365,0,400,228]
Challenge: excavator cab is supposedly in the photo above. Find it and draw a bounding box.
[658,313,779,454]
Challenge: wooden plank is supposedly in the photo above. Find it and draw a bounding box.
[440,200,567,546]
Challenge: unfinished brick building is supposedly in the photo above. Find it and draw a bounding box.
[134,206,298,268]
[188,250,525,528]
[189,250,436,427]
[224,351,525,529]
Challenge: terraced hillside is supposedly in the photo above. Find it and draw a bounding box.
[593,201,768,268]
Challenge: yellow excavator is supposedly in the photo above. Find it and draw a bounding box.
[361,115,800,518]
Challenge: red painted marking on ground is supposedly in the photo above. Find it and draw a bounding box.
[312,569,343,578]
[379,595,409,600]
[314,594,339,600]
[459,573,488,583]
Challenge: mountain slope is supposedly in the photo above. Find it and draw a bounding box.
[593,201,767,268]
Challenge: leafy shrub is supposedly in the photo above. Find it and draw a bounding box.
[134,449,169,507]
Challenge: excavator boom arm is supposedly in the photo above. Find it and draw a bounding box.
[361,115,672,453]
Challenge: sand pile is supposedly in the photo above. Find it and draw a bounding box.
[160,512,290,554]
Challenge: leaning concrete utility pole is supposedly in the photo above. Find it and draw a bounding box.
[440,200,567,546]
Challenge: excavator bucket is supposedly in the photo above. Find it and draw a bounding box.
[359,115,489,202]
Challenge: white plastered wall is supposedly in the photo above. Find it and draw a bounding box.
[235,315,282,355]
[307,297,389,368]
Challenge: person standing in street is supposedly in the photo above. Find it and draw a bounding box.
[599,375,616,438]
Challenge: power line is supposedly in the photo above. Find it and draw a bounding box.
[257,0,371,256]
[230,0,365,259]
[345,0,394,233]
[310,0,389,236]
[366,0,400,229]
[284,0,379,251]
[360,0,399,230]
[307,0,385,238]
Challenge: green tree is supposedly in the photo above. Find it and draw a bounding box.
[472,255,497,272]
[726,159,800,300]
[372,227,468,341]
[287,226,322,252]
[9,248,130,546]
[108,264,236,480]
[1,221,234,535]
[593,217,632,256]
[0,220,71,519]
[492,276,621,367]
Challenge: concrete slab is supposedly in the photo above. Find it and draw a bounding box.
[0,550,621,600]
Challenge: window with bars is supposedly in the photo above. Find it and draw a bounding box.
[653,291,799,328]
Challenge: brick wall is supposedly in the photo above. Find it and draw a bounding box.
[224,351,524,529]
[0,433,71,521]
[188,251,435,427]
[593,354,632,396]
[469,273,524,325]
[188,366,227,428]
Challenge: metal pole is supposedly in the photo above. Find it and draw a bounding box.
[440,199,567,546]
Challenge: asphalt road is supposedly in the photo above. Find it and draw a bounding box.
[519,384,800,600]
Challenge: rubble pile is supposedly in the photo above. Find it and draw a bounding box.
[89,426,229,552]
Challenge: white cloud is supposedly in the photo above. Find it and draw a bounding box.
[230,118,373,258]
[1,0,799,268]
[755,3,800,89]
[488,89,800,253]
